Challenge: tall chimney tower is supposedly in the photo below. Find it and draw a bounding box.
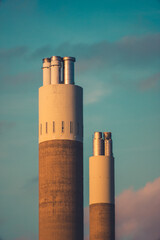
[89,132,115,240]
[39,56,83,240]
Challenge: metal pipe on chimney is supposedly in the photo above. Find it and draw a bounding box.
[93,132,104,156]
[50,56,62,84]
[103,132,112,157]
[63,57,75,84]
[42,58,51,86]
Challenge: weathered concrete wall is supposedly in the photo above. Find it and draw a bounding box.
[39,140,83,240]
[90,203,115,240]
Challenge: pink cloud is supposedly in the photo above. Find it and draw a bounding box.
[15,238,30,240]
[116,177,160,240]
[139,72,160,91]
[84,206,89,239]
[15,238,31,240]
[84,177,160,240]
[84,236,89,240]
[14,236,38,240]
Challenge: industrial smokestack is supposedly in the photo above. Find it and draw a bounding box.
[63,57,75,84]
[89,132,115,240]
[42,58,51,86]
[39,56,83,240]
[50,56,62,84]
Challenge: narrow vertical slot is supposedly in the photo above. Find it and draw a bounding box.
[40,124,42,135]
[62,121,64,133]
[46,122,48,133]
[70,121,73,133]
[53,121,55,133]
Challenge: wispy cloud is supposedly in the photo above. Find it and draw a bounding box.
[14,238,30,240]
[0,121,15,134]
[14,236,38,240]
[1,34,159,92]
[24,176,38,189]
[2,0,37,11]
[84,206,89,238]
[54,33,160,71]
[0,46,28,61]
[30,33,160,72]
[84,236,89,240]
[138,72,160,91]
[84,83,110,105]
[29,45,53,60]
[112,71,160,92]
[0,46,28,75]
[1,71,40,85]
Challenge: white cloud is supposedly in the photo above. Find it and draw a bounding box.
[84,82,111,105]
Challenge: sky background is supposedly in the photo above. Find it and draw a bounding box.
[0,0,160,239]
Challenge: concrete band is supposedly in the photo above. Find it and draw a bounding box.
[89,156,114,204]
[39,139,83,240]
[89,203,115,240]
[39,84,83,143]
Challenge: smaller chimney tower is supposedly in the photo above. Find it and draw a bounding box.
[89,132,115,240]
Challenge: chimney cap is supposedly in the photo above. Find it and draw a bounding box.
[50,56,62,61]
[94,132,102,139]
[43,57,51,63]
[63,57,76,62]
[103,132,112,140]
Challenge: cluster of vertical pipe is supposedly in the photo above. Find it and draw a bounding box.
[42,56,75,85]
[93,132,113,157]
[90,132,115,240]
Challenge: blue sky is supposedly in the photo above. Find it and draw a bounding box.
[0,0,160,239]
